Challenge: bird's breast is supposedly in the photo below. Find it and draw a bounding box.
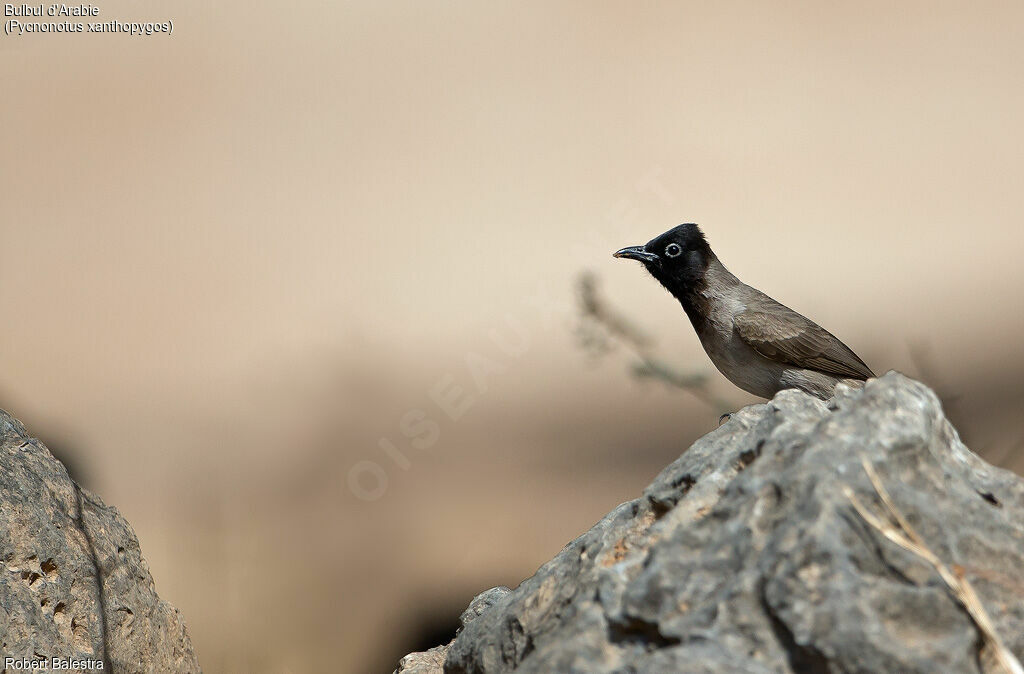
[691,295,784,399]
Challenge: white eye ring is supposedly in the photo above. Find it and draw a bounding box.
[665,243,682,258]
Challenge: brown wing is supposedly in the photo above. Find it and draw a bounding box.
[734,298,874,380]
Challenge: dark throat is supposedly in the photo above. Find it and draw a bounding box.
[658,250,713,332]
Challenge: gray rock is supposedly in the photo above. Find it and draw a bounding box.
[0,409,200,672]
[396,372,1024,673]
[396,587,513,674]
[396,645,451,674]
[459,587,512,629]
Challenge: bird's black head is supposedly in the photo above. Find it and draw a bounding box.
[613,223,714,297]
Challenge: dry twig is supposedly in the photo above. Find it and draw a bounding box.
[574,272,734,413]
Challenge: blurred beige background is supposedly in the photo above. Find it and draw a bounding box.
[3,1,1024,671]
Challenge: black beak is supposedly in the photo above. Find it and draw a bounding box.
[613,246,659,263]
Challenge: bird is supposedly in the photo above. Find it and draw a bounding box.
[613,223,874,400]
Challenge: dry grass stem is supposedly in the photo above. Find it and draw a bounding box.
[844,457,1023,674]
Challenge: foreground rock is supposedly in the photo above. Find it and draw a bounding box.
[396,373,1024,673]
[0,409,200,672]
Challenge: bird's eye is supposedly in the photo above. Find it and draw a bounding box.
[664,243,682,258]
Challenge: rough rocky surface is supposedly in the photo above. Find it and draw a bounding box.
[0,409,200,672]
[395,372,1024,673]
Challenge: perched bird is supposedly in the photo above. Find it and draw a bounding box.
[614,223,874,400]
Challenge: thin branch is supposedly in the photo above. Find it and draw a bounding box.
[574,272,735,412]
[577,271,654,350]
